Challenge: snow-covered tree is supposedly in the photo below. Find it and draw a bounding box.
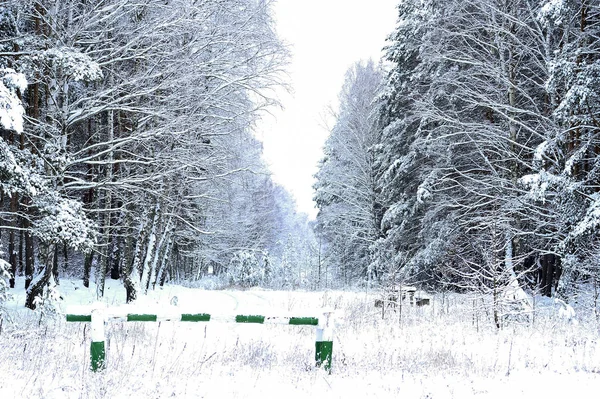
[528,0,600,297]
[372,0,443,288]
[314,60,384,285]
[227,251,263,288]
[367,0,600,312]
[0,0,291,305]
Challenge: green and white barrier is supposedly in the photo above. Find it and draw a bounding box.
[88,308,105,371]
[66,304,334,373]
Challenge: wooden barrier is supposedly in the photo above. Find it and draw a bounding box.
[66,304,334,373]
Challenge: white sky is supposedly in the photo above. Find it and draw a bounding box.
[257,0,399,219]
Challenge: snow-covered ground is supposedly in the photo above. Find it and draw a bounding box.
[2,278,600,398]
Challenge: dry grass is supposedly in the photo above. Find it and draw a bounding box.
[2,290,600,398]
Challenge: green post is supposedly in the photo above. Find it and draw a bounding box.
[90,340,105,372]
[315,340,333,371]
[90,308,106,372]
[315,310,334,373]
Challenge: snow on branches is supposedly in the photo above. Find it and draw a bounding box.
[0,69,27,134]
[538,0,568,26]
[0,140,45,197]
[34,48,103,83]
[34,193,96,252]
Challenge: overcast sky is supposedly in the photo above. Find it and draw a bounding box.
[256,0,399,219]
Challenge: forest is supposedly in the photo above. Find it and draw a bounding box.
[0,0,321,311]
[2,1,600,396]
[314,0,600,324]
[1,0,600,324]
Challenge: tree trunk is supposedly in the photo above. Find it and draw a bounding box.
[155,225,174,289]
[540,254,548,296]
[83,251,93,288]
[141,201,160,294]
[82,115,95,288]
[24,217,34,290]
[52,244,59,285]
[540,254,556,297]
[110,237,121,280]
[124,210,151,303]
[25,243,55,310]
[553,255,562,295]
[62,242,68,276]
[8,193,18,288]
[18,228,24,276]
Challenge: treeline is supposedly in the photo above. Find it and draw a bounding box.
[0,0,315,309]
[315,0,600,300]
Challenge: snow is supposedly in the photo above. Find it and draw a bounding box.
[501,279,533,315]
[40,48,103,82]
[538,0,567,25]
[2,69,28,93]
[568,194,600,238]
[518,171,565,202]
[2,277,600,398]
[554,298,576,322]
[0,69,27,134]
[533,140,547,162]
[416,181,431,204]
[90,307,106,342]
[34,194,96,251]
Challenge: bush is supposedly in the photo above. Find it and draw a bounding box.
[227,251,263,288]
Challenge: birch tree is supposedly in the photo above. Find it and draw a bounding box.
[314,60,385,284]
[0,0,290,305]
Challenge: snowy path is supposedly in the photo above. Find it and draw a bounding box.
[7,277,330,321]
[131,286,283,315]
